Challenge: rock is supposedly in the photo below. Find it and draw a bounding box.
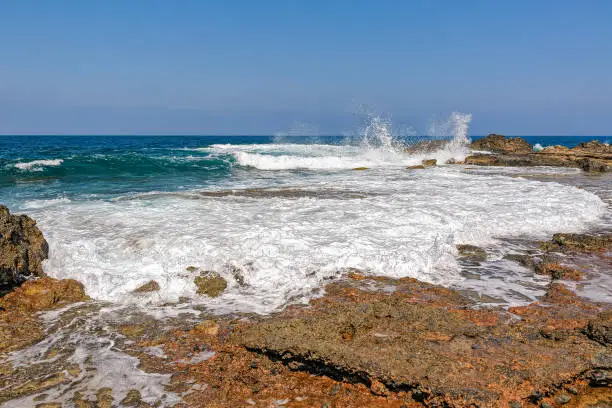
[194,271,227,297]
[234,279,609,407]
[0,205,49,292]
[577,157,610,172]
[404,139,449,154]
[465,137,611,172]
[456,244,487,262]
[509,401,522,408]
[133,280,160,293]
[422,159,437,167]
[540,403,553,408]
[0,277,88,313]
[551,233,612,253]
[193,320,219,336]
[555,394,571,404]
[471,134,533,154]
[352,167,369,171]
[406,165,425,170]
[534,263,583,281]
[585,310,611,346]
[120,389,142,406]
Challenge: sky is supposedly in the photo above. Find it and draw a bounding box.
[1,0,611,135]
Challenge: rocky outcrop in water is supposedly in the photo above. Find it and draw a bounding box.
[0,205,49,292]
[465,136,612,172]
[471,134,534,154]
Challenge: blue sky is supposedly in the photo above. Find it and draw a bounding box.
[1,0,611,135]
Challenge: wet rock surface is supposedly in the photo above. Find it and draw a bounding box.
[0,205,49,292]
[0,277,89,353]
[466,136,612,172]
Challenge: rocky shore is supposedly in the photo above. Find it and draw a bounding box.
[465,135,611,172]
[1,139,611,407]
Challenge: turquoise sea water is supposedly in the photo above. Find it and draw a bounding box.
[1,135,609,207]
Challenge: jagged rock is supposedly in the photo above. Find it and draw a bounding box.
[133,280,160,293]
[194,271,227,297]
[471,134,533,154]
[0,205,49,291]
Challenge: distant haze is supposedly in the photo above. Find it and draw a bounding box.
[1,0,611,135]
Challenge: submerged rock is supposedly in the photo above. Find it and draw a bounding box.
[406,165,425,170]
[194,271,227,297]
[0,205,49,292]
[471,134,533,154]
[352,167,369,171]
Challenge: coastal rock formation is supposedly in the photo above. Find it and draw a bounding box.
[470,134,534,154]
[230,277,610,407]
[465,136,612,172]
[0,205,49,291]
[0,277,88,353]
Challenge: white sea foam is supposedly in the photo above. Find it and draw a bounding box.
[14,158,64,171]
[534,143,544,151]
[29,166,606,314]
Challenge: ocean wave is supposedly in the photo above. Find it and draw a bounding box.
[14,159,64,171]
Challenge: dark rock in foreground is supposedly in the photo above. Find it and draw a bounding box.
[0,205,49,292]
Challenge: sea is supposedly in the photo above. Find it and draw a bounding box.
[1,115,611,406]
[1,117,610,313]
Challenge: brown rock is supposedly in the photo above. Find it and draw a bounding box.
[471,134,533,154]
[194,271,227,297]
[406,165,425,170]
[352,167,369,171]
[133,280,160,293]
[0,277,88,313]
[0,205,49,292]
[535,263,583,281]
[585,310,612,346]
[552,233,612,252]
[421,159,437,167]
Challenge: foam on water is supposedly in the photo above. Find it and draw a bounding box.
[14,158,64,171]
[26,166,605,314]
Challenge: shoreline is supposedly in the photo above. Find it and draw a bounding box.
[0,135,610,407]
